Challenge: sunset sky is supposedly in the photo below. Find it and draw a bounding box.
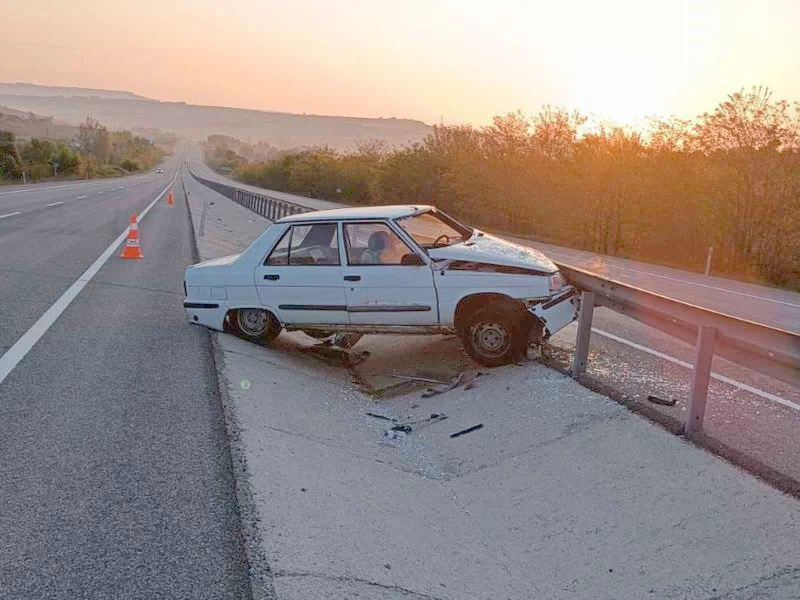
[2,0,799,125]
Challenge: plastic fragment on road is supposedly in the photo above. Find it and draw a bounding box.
[366,411,395,422]
[450,424,484,438]
[299,343,370,368]
[386,374,449,385]
[647,394,678,407]
[422,370,482,398]
[385,413,448,436]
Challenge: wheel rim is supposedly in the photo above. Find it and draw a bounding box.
[237,309,269,336]
[471,321,510,357]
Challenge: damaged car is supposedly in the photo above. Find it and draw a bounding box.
[183,205,578,367]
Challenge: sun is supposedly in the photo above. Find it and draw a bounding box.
[568,45,671,126]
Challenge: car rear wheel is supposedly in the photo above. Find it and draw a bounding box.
[460,307,521,367]
[232,308,281,343]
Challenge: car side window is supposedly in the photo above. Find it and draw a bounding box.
[343,223,415,265]
[265,228,291,265]
[289,223,339,265]
[265,223,340,266]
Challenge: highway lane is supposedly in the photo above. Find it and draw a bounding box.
[0,155,251,598]
[0,166,178,356]
[0,171,170,218]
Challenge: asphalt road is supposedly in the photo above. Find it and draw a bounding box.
[0,154,251,598]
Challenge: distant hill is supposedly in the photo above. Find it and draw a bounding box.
[0,83,432,148]
[0,105,80,139]
[0,82,146,100]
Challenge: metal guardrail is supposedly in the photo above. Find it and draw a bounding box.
[189,172,311,220]
[189,170,800,438]
[564,264,800,435]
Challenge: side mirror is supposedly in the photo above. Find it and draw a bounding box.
[400,253,425,266]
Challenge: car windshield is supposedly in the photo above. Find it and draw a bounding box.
[395,209,472,249]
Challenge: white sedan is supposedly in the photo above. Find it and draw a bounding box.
[183,205,578,366]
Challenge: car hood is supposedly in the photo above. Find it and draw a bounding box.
[428,233,557,272]
[191,254,241,269]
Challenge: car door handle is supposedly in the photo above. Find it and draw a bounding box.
[263,274,280,281]
[343,275,361,282]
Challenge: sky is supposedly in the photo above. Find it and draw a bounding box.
[2,0,799,126]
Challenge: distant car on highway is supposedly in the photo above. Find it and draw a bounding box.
[155,168,164,174]
[183,205,578,366]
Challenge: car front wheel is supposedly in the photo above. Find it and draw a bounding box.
[460,307,521,367]
[231,308,281,343]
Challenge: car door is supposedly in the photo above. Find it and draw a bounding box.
[254,222,349,325]
[341,221,439,326]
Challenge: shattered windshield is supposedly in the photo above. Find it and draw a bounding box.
[395,209,472,249]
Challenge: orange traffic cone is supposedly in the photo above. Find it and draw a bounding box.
[166,191,175,206]
[120,213,144,259]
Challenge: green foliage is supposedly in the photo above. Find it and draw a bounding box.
[216,87,800,287]
[0,130,22,179]
[0,117,164,184]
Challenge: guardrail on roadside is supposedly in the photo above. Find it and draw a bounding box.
[189,170,800,438]
[564,264,800,436]
[189,172,309,220]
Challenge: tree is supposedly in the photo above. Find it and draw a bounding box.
[0,130,21,178]
[76,117,110,162]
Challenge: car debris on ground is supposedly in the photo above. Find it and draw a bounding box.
[298,342,370,367]
[422,370,482,398]
[647,394,678,407]
[450,424,484,438]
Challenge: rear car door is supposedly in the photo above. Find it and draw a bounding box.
[341,221,439,326]
[254,222,348,325]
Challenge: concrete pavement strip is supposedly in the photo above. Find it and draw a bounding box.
[185,173,800,600]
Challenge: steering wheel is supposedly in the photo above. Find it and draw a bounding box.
[432,234,450,248]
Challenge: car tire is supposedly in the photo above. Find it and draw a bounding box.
[460,306,522,367]
[231,308,281,344]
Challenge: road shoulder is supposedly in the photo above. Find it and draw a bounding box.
[185,175,800,600]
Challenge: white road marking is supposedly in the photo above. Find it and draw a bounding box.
[0,175,151,196]
[544,249,800,309]
[96,191,104,195]
[76,195,88,200]
[0,211,22,219]
[592,327,800,412]
[0,173,178,386]
[0,183,94,196]
[46,201,64,207]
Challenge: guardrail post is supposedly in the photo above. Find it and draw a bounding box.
[199,200,208,237]
[685,326,717,437]
[571,291,595,377]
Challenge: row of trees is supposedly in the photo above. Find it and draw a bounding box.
[0,118,164,182]
[212,88,800,288]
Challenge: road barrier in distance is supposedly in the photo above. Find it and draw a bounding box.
[188,171,312,222]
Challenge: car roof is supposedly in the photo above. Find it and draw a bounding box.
[278,205,432,223]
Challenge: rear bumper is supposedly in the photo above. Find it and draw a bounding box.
[526,287,579,339]
[183,299,227,331]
